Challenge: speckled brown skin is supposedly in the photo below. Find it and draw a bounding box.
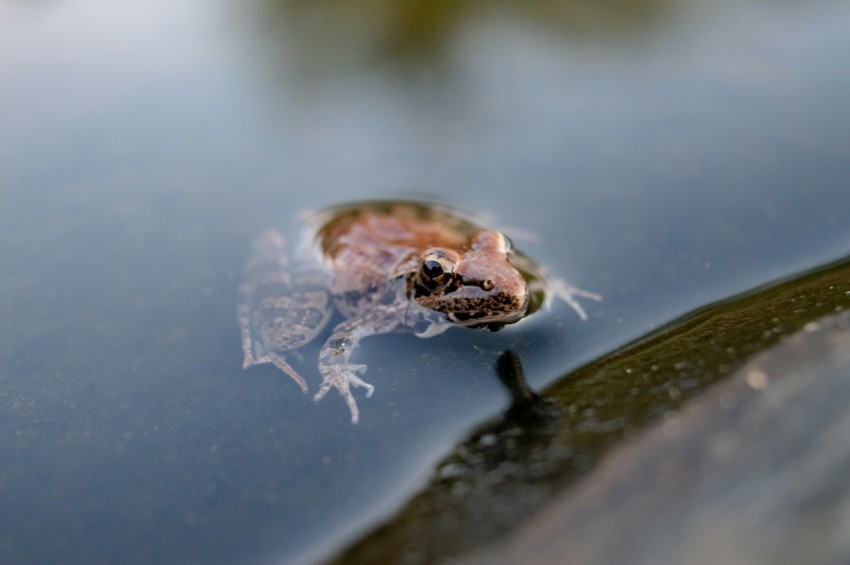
[239,200,601,423]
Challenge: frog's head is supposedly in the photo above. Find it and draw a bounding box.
[409,230,529,330]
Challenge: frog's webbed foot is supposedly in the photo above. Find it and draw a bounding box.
[550,278,602,321]
[314,363,375,424]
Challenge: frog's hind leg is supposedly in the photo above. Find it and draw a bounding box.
[240,330,309,394]
[238,299,257,368]
[267,350,310,394]
[239,229,328,396]
[238,229,291,368]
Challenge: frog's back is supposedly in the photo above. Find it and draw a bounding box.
[315,201,483,259]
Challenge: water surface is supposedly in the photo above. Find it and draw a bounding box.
[1,0,849,563]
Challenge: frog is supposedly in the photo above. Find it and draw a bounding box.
[238,200,601,423]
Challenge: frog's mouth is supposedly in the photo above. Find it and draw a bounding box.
[447,308,527,330]
[416,284,530,330]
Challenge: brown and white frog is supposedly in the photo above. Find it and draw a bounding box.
[238,200,600,423]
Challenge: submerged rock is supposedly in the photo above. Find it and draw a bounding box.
[461,309,850,564]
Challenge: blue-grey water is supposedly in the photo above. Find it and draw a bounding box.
[1,0,849,563]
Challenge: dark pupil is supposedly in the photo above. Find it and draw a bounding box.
[423,259,445,279]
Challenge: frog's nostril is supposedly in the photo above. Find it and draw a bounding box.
[481,279,495,291]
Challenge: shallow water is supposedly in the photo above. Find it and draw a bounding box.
[1,0,849,563]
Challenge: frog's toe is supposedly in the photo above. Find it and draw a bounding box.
[550,279,602,321]
[347,367,375,398]
[314,364,375,424]
[267,351,309,394]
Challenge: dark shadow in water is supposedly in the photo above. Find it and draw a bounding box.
[328,254,850,564]
[495,350,539,418]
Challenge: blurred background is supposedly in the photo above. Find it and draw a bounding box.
[1,0,849,563]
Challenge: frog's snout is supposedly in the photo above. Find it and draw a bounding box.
[443,284,530,328]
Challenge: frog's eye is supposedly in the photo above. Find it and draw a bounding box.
[420,251,455,289]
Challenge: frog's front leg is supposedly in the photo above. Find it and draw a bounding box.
[548,278,602,321]
[512,251,602,321]
[314,305,404,424]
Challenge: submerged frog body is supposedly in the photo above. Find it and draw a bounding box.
[238,200,600,423]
